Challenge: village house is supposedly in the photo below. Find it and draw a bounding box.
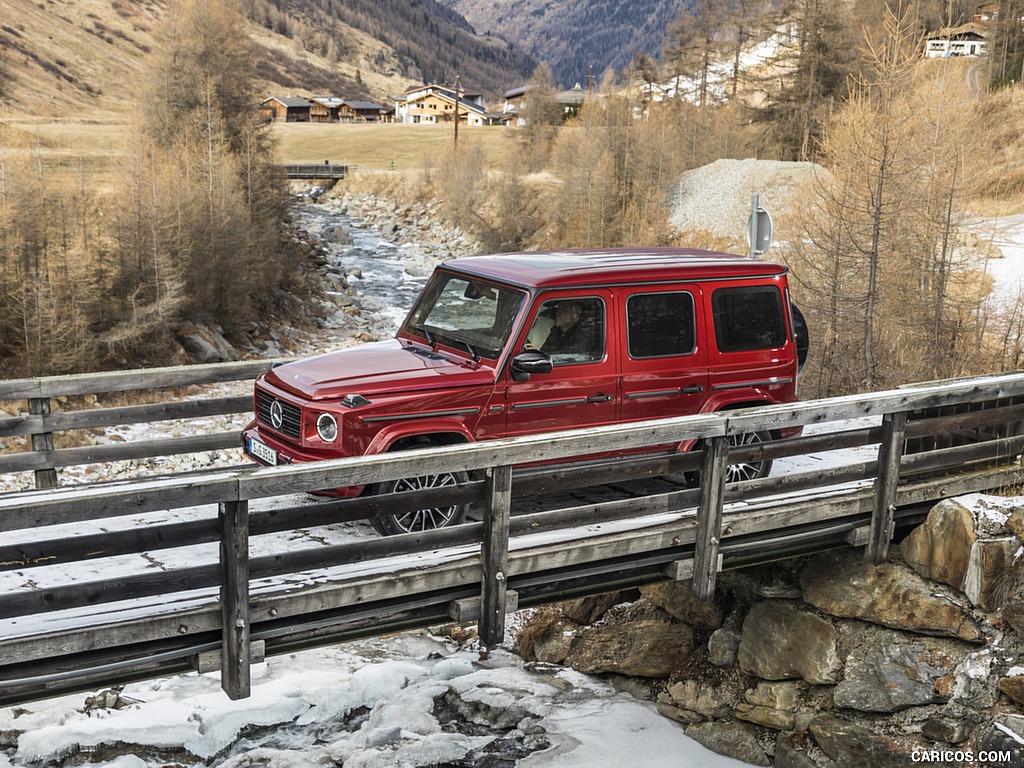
[311,96,343,122]
[500,83,591,126]
[258,96,313,122]
[339,100,388,122]
[395,84,499,126]
[974,2,999,22]
[924,25,988,57]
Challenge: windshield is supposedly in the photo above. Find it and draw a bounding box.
[402,273,527,360]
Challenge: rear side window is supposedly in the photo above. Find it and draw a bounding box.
[712,285,786,352]
[626,292,695,358]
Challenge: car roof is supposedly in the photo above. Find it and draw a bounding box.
[444,247,787,289]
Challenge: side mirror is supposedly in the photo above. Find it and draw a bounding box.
[511,350,553,382]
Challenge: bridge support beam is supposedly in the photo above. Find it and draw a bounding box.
[480,464,512,649]
[693,435,728,601]
[29,397,58,490]
[219,500,251,700]
[867,411,908,564]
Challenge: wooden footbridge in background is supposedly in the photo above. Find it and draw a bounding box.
[280,163,351,179]
[1,366,1023,705]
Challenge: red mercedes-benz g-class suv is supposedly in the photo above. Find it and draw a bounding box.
[243,247,808,534]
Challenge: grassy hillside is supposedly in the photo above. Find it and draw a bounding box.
[0,0,534,120]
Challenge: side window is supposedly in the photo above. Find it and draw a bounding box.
[712,285,786,352]
[527,297,605,365]
[626,292,695,358]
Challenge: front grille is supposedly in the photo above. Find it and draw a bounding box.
[256,389,302,440]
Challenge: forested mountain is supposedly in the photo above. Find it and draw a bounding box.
[440,0,687,87]
[251,0,537,97]
[0,0,536,117]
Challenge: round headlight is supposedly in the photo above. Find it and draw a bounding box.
[315,413,339,442]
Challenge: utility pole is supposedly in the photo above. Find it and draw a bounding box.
[454,74,461,150]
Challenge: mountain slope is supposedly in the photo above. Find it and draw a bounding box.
[440,0,685,87]
[0,0,536,118]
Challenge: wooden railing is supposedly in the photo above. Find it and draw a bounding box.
[1,370,1024,703]
[281,163,351,179]
[0,360,278,489]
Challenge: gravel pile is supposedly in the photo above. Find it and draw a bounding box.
[670,158,826,242]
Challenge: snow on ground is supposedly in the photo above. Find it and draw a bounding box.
[0,637,753,768]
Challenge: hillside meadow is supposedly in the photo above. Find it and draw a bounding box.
[4,120,516,183]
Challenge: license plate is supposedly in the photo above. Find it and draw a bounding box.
[247,437,278,466]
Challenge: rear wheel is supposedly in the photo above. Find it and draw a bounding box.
[683,430,774,486]
[367,469,470,535]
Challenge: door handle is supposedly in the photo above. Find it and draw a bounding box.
[587,393,613,403]
[681,385,705,394]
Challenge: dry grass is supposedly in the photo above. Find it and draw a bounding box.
[1,120,518,184]
[271,122,517,171]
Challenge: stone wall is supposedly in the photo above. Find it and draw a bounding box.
[514,495,1024,766]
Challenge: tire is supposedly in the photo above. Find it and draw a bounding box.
[367,469,470,535]
[682,430,774,486]
[724,430,773,483]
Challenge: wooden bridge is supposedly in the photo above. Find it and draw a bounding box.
[280,163,351,179]
[1,365,1024,704]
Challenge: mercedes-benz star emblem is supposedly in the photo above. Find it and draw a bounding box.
[270,400,284,430]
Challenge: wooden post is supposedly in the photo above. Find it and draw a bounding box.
[480,464,512,649]
[866,410,908,564]
[219,500,251,699]
[692,435,728,601]
[28,397,58,490]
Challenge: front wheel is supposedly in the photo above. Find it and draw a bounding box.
[367,470,470,535]
[724,430,773,483]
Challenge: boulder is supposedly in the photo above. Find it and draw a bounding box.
[738,601,842,684]
[708,627,741,667]
[565,620,693,678]
[639,581,723,630]
[998,673,1024,706]
[561,590,639,625]
[808,715,875,764]
[663,680,731,718]
[174,323,239,363]
[800,551,983,642]
[684,722,771,766]
[833,634,960,712]
[322,223,353,245]
[901,498,977,587]
[901,496,1024,611]
[735,681,804,731]
[974,714,1024,764]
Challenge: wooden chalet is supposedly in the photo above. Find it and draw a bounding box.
[339,100,387,122]
[311,96,343,122]
[259,96,313,122]
[395,84,499,126]
[925,26,987,57]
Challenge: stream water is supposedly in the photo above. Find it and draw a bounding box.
[290,201,436,334]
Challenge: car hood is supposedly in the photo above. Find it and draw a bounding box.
[264,340,495,400]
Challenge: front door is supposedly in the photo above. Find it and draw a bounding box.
[504,291,618,439]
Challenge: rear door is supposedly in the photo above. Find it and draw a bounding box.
[619,286,709,422]
[705,282,797,403]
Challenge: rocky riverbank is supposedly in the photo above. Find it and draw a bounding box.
[514,494,1024,767]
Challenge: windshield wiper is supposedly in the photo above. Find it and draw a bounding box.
[456,338,480,362]
[411,324,437,350]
